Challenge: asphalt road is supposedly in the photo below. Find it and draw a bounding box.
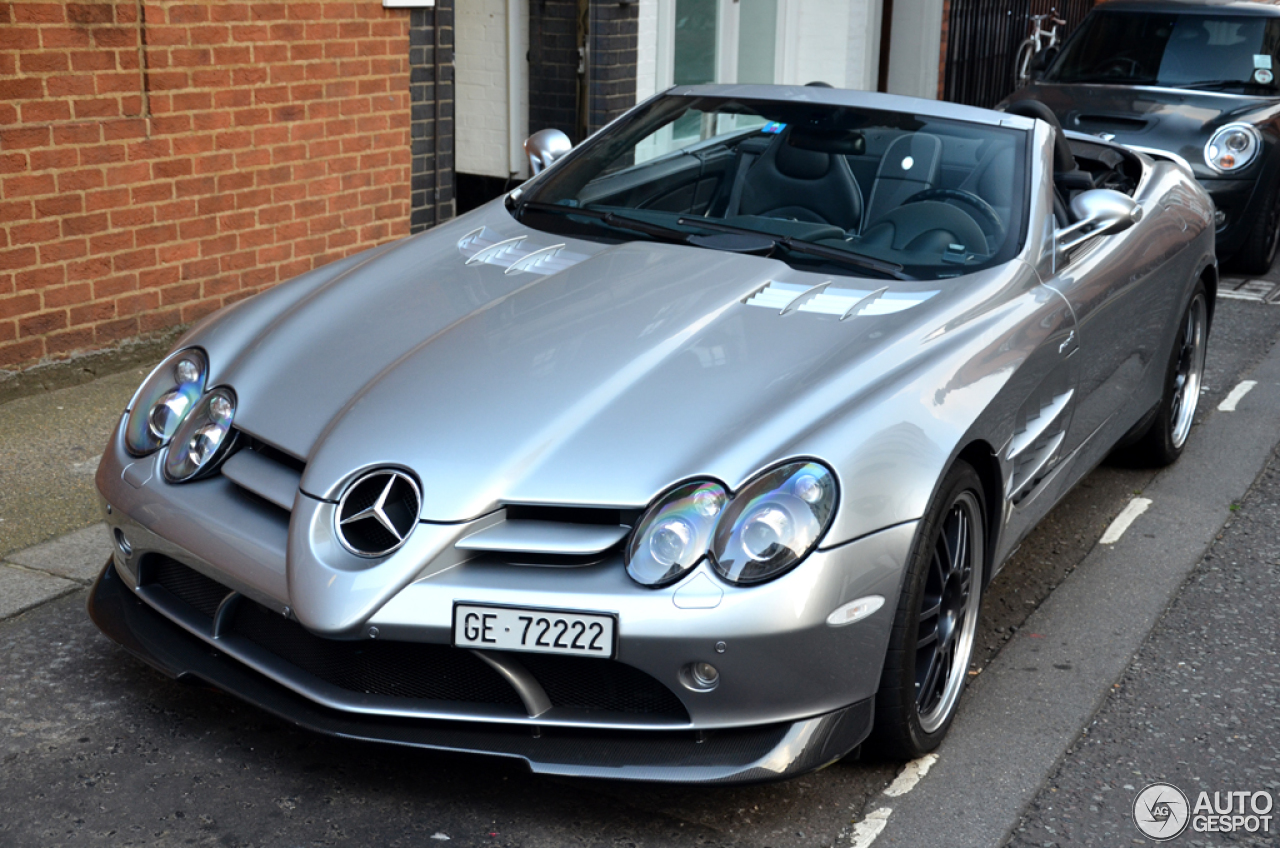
[1,295,1279,848]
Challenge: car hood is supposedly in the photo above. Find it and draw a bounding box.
[1009,82,1279,178]
[191,206,989,522]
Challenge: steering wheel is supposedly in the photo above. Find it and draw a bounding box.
[903,189,1004,248]
[1091,55,1145,78]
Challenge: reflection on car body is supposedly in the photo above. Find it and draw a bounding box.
[90,84,1215,783]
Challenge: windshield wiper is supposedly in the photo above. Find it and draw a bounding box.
[519,201,909,278]
[676,216,910,280]
[516,201,692,245]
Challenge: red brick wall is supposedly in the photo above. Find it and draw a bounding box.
[0,1,412,372]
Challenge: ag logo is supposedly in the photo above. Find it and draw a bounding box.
[1134,782,1191,841]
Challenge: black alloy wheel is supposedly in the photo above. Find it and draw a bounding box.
[871,461,985,758]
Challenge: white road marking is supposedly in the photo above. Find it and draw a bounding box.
[1218,380,1257,412]
[1099,497,1152,545]
[849,807,893,848]
[883,753,939,797]
[845,754,939,846]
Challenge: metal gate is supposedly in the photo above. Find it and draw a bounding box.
[942,0,1094,109]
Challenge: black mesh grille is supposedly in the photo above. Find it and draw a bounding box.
[229,601,525,706]
[147,556,232,619]
[341,515,400,554]
[520,653,688,719]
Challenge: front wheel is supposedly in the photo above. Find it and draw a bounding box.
[871,462,985,759]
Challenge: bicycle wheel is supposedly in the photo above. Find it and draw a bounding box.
[1013,40,1036,90]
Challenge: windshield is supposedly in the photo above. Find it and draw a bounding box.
[1046,10,1280,91]
[512,94,1029,281]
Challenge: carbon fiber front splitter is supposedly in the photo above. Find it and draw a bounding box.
[87,559,873,784]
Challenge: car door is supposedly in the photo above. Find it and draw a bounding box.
[1045,168,1195,475]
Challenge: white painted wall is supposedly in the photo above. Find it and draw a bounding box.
[784,1,852,86]
[637,0,885,94]
[637,0,660,101]
[885,0,943,99]
[455,0,530,178]
[845,0,883,92]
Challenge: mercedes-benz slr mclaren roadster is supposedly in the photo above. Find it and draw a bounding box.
[90,85,1215,783]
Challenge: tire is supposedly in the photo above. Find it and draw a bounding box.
[870,461,985,759]
[1119,284,1209,467]
[1013,41,1036,90]
[1230,179,1280,275]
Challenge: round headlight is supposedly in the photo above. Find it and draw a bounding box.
[125,348,208,455]
[626,480,727,587]
[163,388,238,482]
[711,461,838,585]
[1205,123,1261,173]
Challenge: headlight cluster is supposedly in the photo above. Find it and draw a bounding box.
[626,461,838,588]
[125,348,237,482]
[1205,123,1260,173]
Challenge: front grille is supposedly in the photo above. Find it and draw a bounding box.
[140,557,689,722]
[521,654,688,718]
[147,556,232,619]
[229,600,524,706]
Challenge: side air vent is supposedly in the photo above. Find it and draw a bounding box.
[1007,388,1074,505]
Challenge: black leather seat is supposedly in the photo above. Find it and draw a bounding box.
[734,131,864,230]
[859,200,988,255]
[863,133,943,226]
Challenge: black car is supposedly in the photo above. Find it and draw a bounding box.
[1004,0,1280,272]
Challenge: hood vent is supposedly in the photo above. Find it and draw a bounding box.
[1073,114,1150,133]
[458,227,586,276]
[744,281,937,318]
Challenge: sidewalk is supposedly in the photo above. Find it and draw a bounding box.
[0,366,147,620]
[1008,448,1280,846]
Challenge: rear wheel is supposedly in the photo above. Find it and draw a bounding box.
[871,461,985,759]
[1120,284,1208,466]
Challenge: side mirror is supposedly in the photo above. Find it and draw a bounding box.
[524,129,572,176]
[1055,189,1143,252]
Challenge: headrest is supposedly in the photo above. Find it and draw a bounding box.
[774,137,832,180]
[879,133,942,182]
[1000,99,1075,173]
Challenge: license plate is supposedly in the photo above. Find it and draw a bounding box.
[453,604,616,658]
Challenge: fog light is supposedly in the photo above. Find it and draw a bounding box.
[1214,209,1227,228]
[681,661,720,691]
[113,527,132,557]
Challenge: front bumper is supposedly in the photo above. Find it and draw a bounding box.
[1202,176,1264,258]
[89,558,873,783]
[93,418,913,781]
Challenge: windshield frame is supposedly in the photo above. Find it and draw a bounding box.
[511,92,1032,282]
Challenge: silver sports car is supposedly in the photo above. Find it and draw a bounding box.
[90,85,1215,783]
